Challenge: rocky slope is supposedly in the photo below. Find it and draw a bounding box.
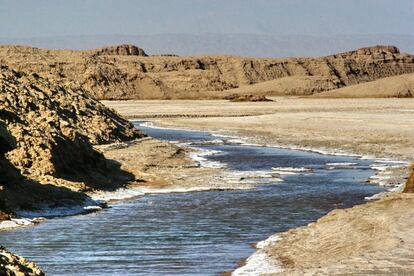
[0,45,413,99]
[0,64,143,215]
[0,247,44,275]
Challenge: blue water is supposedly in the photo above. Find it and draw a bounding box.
[0,122,384,275]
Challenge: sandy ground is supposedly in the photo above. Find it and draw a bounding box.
[265,192,414,275]
[104,98,414,275]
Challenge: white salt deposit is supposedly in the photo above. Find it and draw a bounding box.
[326,162,358,167]
[232,234,283,275]
[16,203,102,219]
[0,218,33,230]
[188,148,226,169]
[271,167,313,176]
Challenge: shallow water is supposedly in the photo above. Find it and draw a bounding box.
[0,122,384,275]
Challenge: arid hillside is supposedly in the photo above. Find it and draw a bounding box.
[0,44,413,99]
[314,73,414,98]
[0,65,143,214]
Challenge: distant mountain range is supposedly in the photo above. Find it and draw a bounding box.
[0,33,413,57]
[2,44,413,100]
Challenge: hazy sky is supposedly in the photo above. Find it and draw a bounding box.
[1,0,413,38]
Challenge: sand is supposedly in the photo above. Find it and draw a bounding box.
[265,193,414,275]
[104,98,414,275]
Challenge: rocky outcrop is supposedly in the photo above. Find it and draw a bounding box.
[89,44,147,56]
[0,45,413,99]
[0,247,44,276]
[224,94,273,102]
[331,45,400,58]
[0,65,144,213]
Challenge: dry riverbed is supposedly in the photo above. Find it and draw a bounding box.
[104,98,414,275]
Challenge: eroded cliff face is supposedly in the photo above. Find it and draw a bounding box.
[0,65,143,213]
[0,44,413,99]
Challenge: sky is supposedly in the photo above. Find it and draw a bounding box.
[1,0,413,38]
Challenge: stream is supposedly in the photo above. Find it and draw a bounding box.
[0,122,384,275]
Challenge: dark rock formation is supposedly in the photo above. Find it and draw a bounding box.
[224,94,273,102]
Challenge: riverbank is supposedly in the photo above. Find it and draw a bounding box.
[263,192,414,275]
[104,98,414,274]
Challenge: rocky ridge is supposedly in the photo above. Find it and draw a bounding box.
[88,44,147,56]
[0,45,413,99]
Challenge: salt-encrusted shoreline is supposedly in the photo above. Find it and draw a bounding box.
[232,234,283,275]
[139,121,410,275]
[139,121,408,192]
[0,199,104,231]
[146,120,408,190]
[215,132,408,275]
